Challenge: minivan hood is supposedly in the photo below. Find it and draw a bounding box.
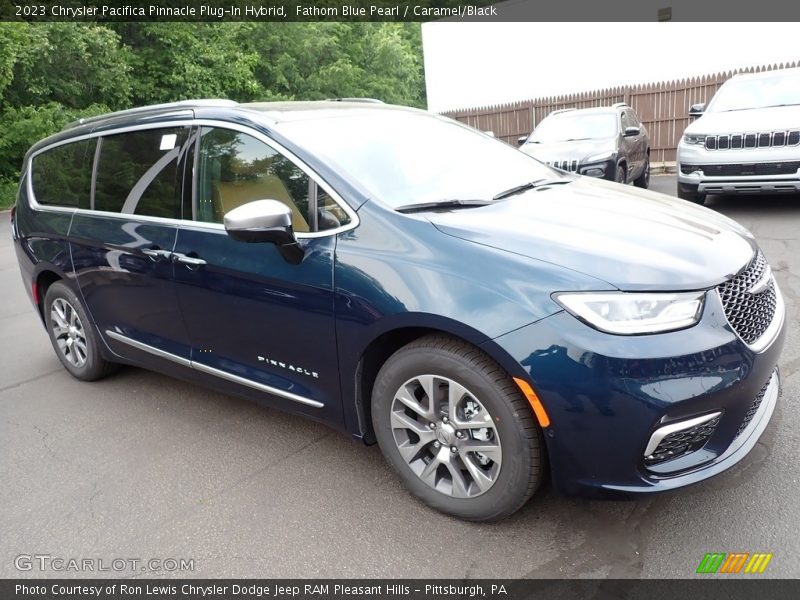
[685,104,800,135]
[521,138,615,162]
[427,178,756,291]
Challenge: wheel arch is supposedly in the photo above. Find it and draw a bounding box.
[350,318,530,445]
[33,267,67,324]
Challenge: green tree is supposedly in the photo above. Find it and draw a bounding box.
[0,22,426,208]
[3,23,132,110]
[113,23,262,104]
[0,23,28,102]
[0,103,109,180]
[246,23,424,106]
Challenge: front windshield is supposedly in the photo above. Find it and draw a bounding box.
[278,111,555,209]
[528,112,618,143]
[707,71,800,112]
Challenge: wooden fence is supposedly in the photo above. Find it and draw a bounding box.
[441,61,800,164]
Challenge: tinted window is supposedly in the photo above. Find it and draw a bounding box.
[317,187,350,230]
[197,127,330,233]
[31,139,96,208]
[94,127,189,218]
[621,111,638,130]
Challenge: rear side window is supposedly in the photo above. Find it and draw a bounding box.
[94,127,189,218]
[31,139,96,208]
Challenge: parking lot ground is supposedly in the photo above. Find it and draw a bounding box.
[1,175,798,578]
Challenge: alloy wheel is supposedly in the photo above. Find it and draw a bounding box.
[390,374,502,498]
[50,298,88,368]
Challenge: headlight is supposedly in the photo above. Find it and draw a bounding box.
[554,291,705,335]
[682,134,706,146]
[584,151,614,163]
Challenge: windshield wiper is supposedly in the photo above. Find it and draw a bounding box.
[395,199,491,214]
[492,178,572,201]
[563,137,592,141]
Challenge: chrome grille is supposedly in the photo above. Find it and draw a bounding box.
[546,159,579,172]
[705,130,800,150]
[735,376,772,439]
[717,251,777,345]
[645,415,721,466]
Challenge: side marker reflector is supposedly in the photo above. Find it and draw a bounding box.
[513,377,551,428]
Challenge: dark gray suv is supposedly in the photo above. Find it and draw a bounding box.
[518,103,650,187]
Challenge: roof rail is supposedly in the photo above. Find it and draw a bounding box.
[65,99,239,130]
[611,102,630,108]
[326,98,385,104]
[549,108,577,116]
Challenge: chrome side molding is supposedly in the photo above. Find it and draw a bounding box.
[105,330,192,368]
[105,330,323,409]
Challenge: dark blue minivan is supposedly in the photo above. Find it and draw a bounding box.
[11,100,785,520]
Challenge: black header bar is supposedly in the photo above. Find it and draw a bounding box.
[3,0,800,22]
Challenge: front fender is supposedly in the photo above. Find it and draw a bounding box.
[333,202,613,437]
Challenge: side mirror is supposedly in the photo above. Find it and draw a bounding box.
[623,126,641,137]
[517,135,528,146]
[689,103,705,118]
[223,199,304,264]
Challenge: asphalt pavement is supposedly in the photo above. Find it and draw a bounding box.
[1,175,798,578]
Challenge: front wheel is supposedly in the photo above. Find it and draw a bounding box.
[371,334,544,521]
[44,281,117,381]
[634,158,650,188]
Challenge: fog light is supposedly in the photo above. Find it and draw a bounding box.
[582,168,605,177]
[680,163,702,175]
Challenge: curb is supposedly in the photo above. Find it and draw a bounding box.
[650,161,677,175]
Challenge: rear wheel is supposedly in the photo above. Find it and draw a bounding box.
[44,281,116,381]
[634,157,650,188]
[371,334,544,521]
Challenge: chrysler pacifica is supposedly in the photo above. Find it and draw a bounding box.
[12,100,785,520]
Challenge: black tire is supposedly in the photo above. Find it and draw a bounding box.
[371,334,544,521]
[677,187,706,205]
[43,280,117,381]
[633,157,650,188]
[615,164,626,184]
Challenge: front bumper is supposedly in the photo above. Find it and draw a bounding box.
[578,159,616,180]
[677,142,800,195]
[488,284,786,498]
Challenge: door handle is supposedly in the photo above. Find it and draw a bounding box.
[141,248,173,261]
[172,252,207,267]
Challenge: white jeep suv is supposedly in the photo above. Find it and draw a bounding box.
[677,67,800,204]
